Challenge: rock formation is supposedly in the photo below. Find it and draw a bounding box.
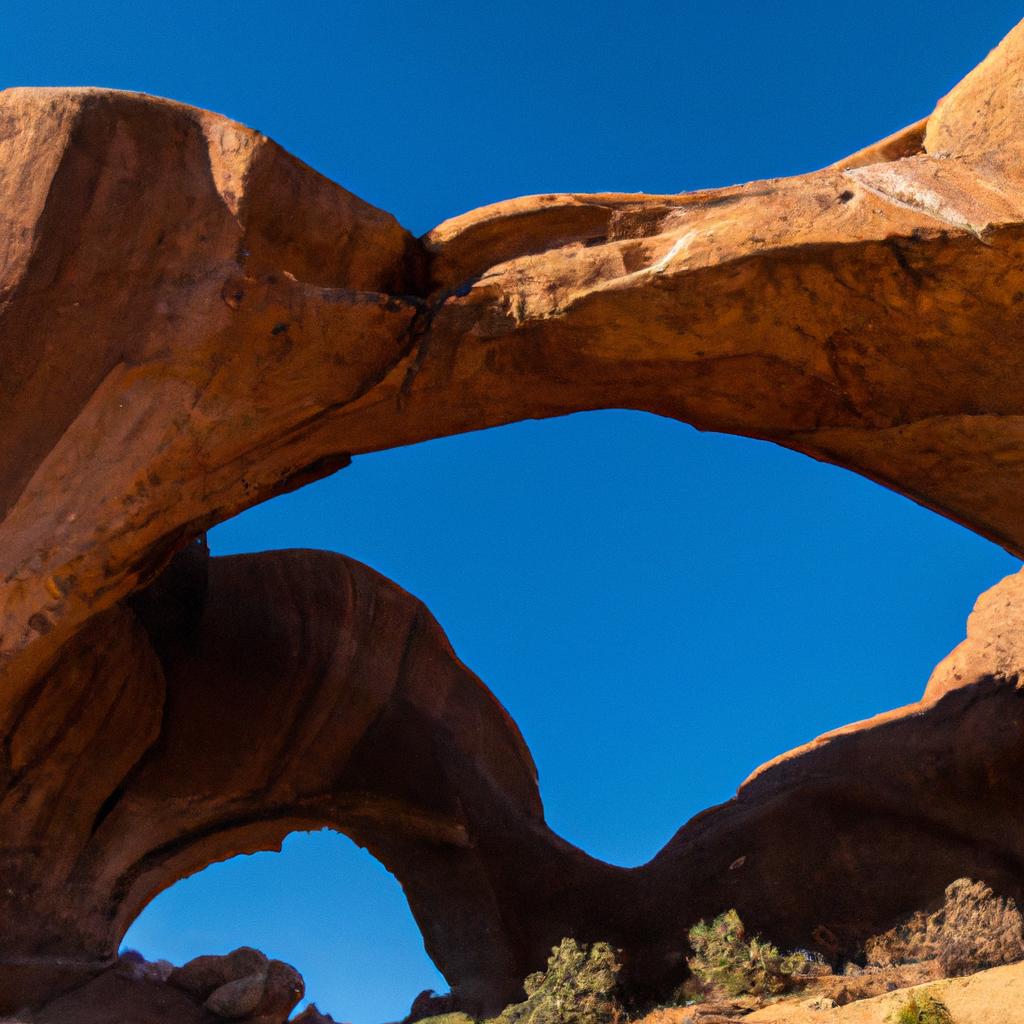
[4,16,1024,1022]
[925,567,1024,701]
[31,947,306,1024]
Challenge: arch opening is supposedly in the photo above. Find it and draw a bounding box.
[209,408,1020,867]
[122,830,446,1024]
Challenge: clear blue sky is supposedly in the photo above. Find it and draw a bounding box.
[4,2,1022,1021]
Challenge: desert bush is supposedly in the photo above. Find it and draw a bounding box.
[887,990,953,1024]
[493,938,623,1024]
[686,909,811,997]
[865,878,1024,977]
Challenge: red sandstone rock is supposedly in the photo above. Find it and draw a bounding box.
[0,547,553,1013]
[170,948,270,1003]
[6,545,1024,1018]
[7,23,1024,697]
[925,567,1024,701]
[33,968,212,1024]
[4,16,1024,1024]
[292,1007,342,1024]
[31,951,304,1024]
[205,974,268,1018]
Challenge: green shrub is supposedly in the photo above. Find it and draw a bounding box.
[888,990,954,1024]
[686,909,811,997]
[492,938,622,1024]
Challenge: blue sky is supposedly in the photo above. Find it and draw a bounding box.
[4,2,1023,1021]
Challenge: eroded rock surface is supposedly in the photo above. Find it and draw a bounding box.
[0,545,567,1013]
[925,566,1024,701]
[4,15,1024,1023]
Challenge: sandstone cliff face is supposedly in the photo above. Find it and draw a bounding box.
[4,17,1024,1022]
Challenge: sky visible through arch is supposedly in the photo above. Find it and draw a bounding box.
[4,2,1024,1021]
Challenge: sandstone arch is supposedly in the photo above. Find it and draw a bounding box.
[0,542,607,1013]
[5,541,1024,1017]
[5,21,1024,696]
[5,16,1024,1019]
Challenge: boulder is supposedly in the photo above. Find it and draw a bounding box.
[170,947,269,1001]
[257,960,306,1022]
[293,1007,343,1024]
[34,969,211,1024]
[205,973,267,1018]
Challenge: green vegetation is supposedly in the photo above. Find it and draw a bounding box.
[686,909,811,997]
[888,990,954,1024]
[492,938,623,1024]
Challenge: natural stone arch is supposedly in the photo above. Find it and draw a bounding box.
[0,543,606,1013]
[5,22,1024,697]
[4,16,1024,1020]
[5,541,1024,1018]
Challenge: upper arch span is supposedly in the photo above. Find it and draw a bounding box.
[6,24,1024,694]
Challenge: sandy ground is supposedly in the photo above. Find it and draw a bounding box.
[743,961,1024,1023]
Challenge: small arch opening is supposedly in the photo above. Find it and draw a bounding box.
[122,829,446,1024]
